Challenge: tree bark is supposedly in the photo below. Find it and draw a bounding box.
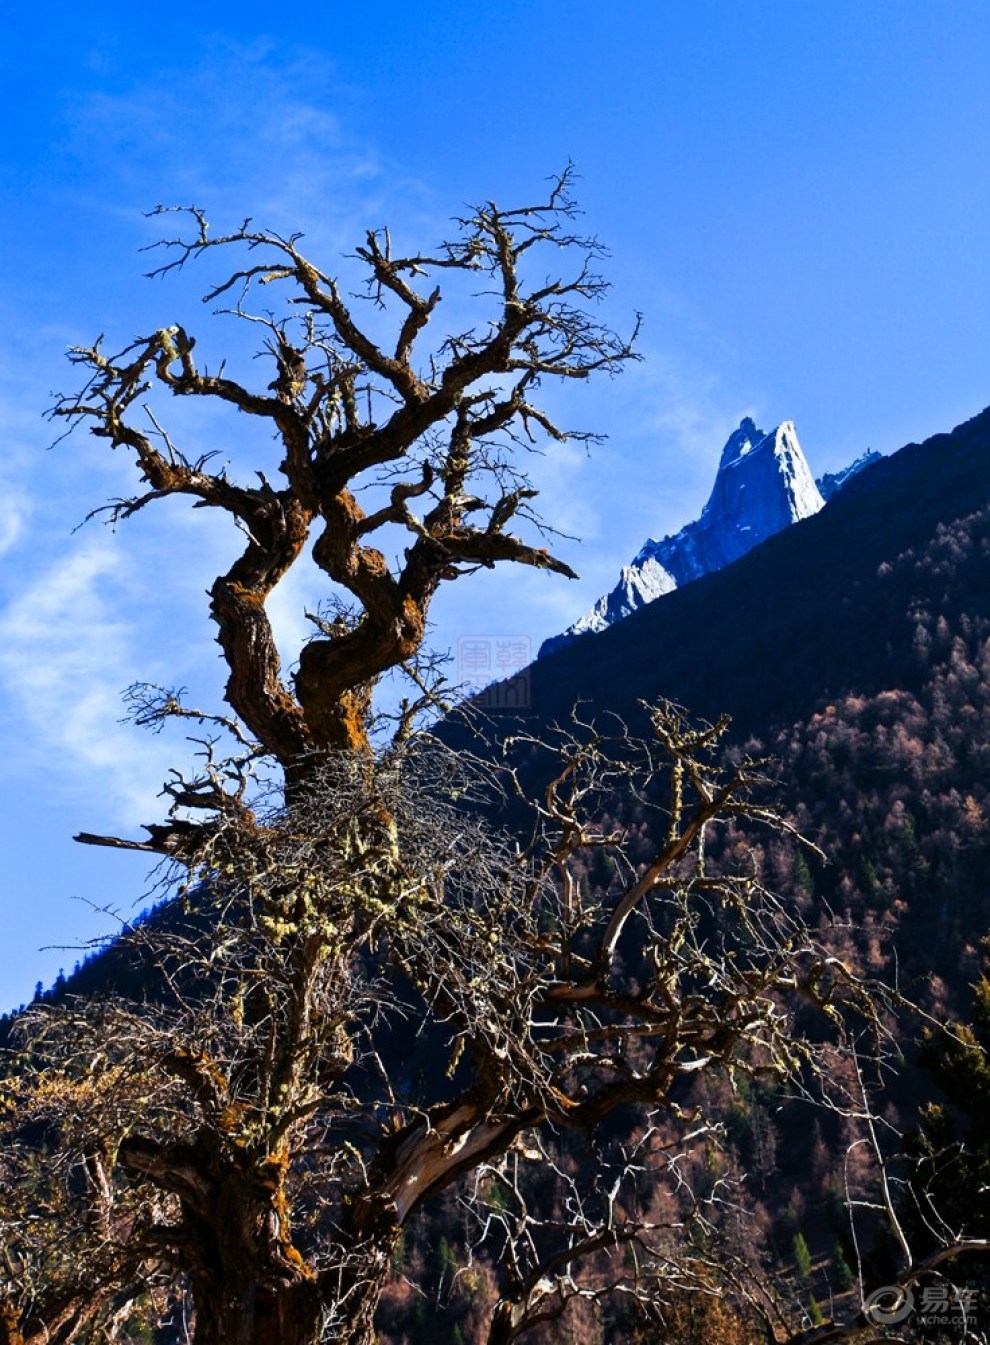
[120,1135,325,1345]
[0,1306,24,1345]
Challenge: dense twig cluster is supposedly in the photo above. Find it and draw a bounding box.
[0,710,917,1345]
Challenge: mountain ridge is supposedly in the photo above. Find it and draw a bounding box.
[522,404,990,737]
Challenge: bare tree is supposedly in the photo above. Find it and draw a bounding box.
[0,176,938,1345]
[52,168,636,795]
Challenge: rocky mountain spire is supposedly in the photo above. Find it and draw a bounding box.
[539,419,827,657]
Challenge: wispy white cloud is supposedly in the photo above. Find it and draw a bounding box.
[0,541,181,829]
[264,551,327,678]
[0,488,31,558]
[64,36,434,254]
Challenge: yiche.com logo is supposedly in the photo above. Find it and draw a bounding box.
[863,1285,914,1326]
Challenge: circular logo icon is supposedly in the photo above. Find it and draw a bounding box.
[863,1284,915,1326]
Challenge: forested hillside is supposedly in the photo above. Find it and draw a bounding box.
[6,406,990,1344]
[424,404,990,1340]
[364,404,990,1342]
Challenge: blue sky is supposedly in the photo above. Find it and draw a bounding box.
[1,1,988,1009]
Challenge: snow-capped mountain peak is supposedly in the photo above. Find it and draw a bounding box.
[539,419,828,659]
